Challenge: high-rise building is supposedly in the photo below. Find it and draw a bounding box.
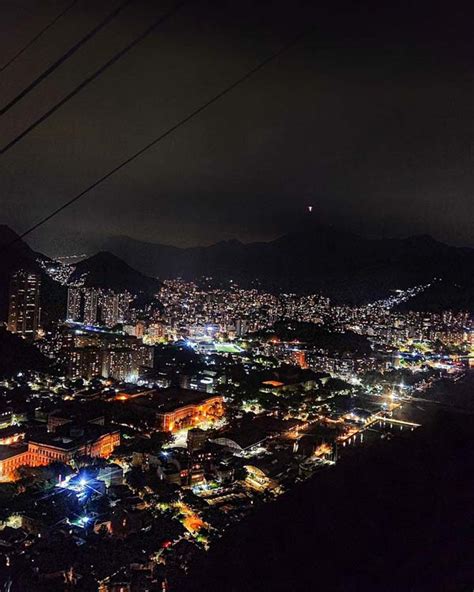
[83,289,98,325]
[117,292,132,323]
[63,326,153,381]
[66,287,81,321]
[66,287,131,327]
[7,270,41,339]
[100,292,119,327]
[235,319,248,337]
[68,347,103,379]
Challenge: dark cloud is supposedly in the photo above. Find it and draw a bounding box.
[1,0,473,255]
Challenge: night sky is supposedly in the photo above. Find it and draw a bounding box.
[1,0,473,256]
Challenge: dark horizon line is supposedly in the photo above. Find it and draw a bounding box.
[12,225,472,261]
[2,221,473,261]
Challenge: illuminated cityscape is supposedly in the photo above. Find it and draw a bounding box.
[1,1,473,589]
[0,257,472,590]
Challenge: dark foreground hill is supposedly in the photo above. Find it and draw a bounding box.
[0,226,66,323]
[179,395,474,592]
[254,320,372,355]
[104,224,474,309]
[0,328,50,377]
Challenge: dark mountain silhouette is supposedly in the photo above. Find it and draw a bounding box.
[0,225,40,279]
[0,225,65,323]
[397,279,474,313]
[0,327,50,376]
[103,224,474,309]
[69,251,161,296]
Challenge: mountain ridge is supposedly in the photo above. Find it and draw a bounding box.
[69,251,161,296]
[101,224,474,309]
[1,224,473,315]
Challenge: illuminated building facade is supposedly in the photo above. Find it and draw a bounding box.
[235,319,248,337]
[0,428,120,481]
[67,287,132,327]
[292,350,308,369]
[244,464,278,491]
[157,393,224,432]
[123,389,224,432]
[148,322,165,339]
[100,292,119,327]
[83,289,99,325]
[7,270,41,339]
[63,325,153,380]
[102,348,152,382]
[66,287,81,322]
[69,347,102,379]
[67,346,152,381]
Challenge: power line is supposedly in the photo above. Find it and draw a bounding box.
[0,1,78,74]
[7,29,310,247]
[0,0,133,117]
[0,1,189,156]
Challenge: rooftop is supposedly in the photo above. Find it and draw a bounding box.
[29,424,118,451]
[0,444,28,461]
[0,425,26,438]
[130,387,221,414]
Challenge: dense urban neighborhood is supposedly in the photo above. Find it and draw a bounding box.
[0,253,472,590]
